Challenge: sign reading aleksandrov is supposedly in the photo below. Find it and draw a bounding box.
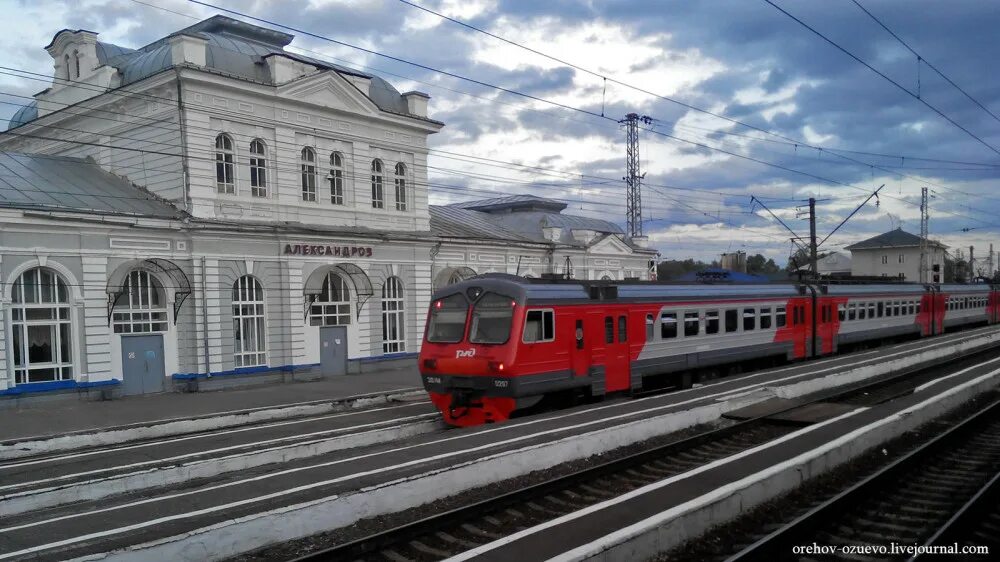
[283,243,374,257]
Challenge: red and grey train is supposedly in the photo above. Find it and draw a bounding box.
[419,274,1000,427]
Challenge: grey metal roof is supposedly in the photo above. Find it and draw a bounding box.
[9,16,423,130]
[428,205,531,242]
[845,228,947,250]
[0,152,183,218]
[451,194,568,213]
[493,210,623,245]
[8,101,37,129]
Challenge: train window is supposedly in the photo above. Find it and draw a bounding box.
[776,307,787,327]
[661,312,678,339]
[868,303,876,318]
[468,292,515,344]
[427,293,468,343]
[576,320,584,349]
[522,309,555,343]
[743,308,756,331]
[858,304,867,320]
[646,314,654,341]
[760,307,772,329]
[618,315,627,343]
[916,302,921,314]
[725,309,739,332]
[908,302,915,315]
[848,304,856,321]
[895,301,903,315]
[604,316,614,344]
[877,302,884,317]
[705,311,720,334]
[684,312,700,337]
[838,304,846,322]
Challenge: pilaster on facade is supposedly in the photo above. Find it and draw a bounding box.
[285,260,308,366]
[81,256,112,380]
[202,258,224,372]
[0,255,6,391]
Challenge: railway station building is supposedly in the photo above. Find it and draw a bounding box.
[0,16,656,398]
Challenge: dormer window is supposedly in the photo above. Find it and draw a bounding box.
[371,159,384,209]
[301,147,317,202]
[215,134,235,194]
[394,162,407,211]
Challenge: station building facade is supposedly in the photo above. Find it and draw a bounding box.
[0,16,656,397]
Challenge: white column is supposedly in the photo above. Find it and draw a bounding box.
[81,256,112,381]
[286,260,307,365]
[412,260,432,354]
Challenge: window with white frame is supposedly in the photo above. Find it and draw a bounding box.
[10,267,73,384]
[381,276,406,353]
[371,159,384,209]
[215,134,235,194]
[309,272,351,326]
[393,162,407,211]
[112,270,168,334]
[898,254,905,264]
[301,147,317,202]
[329,152,344,205]
[881,255,888,265]
[233,276,266,368]
[249,139,267,197]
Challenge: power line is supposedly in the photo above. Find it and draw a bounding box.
[762,0,1000,157]
[850,0,1000,126]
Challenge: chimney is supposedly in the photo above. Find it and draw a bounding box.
[542,226,562,242]
[168,34,208,67]
[402,91,430,117]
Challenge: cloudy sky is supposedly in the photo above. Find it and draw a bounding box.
[3,0,1000,266]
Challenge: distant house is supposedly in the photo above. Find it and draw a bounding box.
[845,228,947,282]
[797,251,852,277]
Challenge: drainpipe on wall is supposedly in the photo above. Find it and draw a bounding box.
[200,256,211,377]
[174,69,192,213]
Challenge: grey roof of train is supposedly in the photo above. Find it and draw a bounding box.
[9,16,430,130]
[0,152,183,218]
[823,284,928,296]
[845,228,947,250]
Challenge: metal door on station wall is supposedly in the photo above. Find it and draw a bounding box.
[121,334,165,395]
[320,325,348,376]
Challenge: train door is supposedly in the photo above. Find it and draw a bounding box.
[601,312,630,393]
[792,300,811,358]
[814,300,836,355]
[569,314,590,377]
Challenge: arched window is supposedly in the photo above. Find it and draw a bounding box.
[215,134,235,194]
[329,152,344,205]
[73,50,81,79]
[233,276,266,367]
[64,54,72,79]
[301,147,317,201]
[601,275,612,281]
[309,272,351,326]
[393,162,407,211]
[112,270,168,334]
[371,159,384,209]
[249,139,267,198]
[382,277,405,353]
[10,267,73,383]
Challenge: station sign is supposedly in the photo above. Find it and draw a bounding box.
[283,243,374,257]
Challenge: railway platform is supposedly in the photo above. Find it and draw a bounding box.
[0,364,421,445]
[1,326,998,561]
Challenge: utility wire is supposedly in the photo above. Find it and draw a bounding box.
[763,0,1000,157]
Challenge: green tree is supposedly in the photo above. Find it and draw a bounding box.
[747,254,781,275]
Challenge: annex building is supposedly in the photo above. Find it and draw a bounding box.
[0,16,656,398]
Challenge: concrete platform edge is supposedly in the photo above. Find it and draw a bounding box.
[0,389,423,461]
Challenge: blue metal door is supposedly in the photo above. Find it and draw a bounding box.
[121,334,165,395]
[320,326,347,376]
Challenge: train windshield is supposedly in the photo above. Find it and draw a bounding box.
[469,292,515,344]
[427,293,468,343]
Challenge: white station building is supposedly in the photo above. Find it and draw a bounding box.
[0,16,657,399]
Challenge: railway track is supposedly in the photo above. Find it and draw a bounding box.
[288,349,993,562]
[728,397,1000,561]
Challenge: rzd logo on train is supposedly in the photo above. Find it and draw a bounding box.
[455,349,476,358]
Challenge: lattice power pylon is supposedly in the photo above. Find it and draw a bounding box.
[920,187,929,283]
[621,113,653,239]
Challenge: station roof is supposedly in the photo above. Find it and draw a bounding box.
[845,228,947,251]
[0,152,183,218]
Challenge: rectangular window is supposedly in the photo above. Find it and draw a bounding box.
[705,311,720,334]
[898,254,905,264]
[330,169,343,205]
[468,292,514,345]
[395,177,407,211]
[916,301,921,314]
[523,309,555,343]
[661,312,678,339]
[881,255,888,265]
[725,309,739,332]
[618,315,627,343]
[760,307,772,329]
[838,304,846,322]
[684,311,699,337]
[372,176,384,209]
[646,314,654,341]
[427,293,467,343]
[250,158,266,198]
[576,320,584,349]
[743,308,756,331]
[848,304,856,321]
[859,303,867,320]
[605,316,614,344]
[776,306,787,328]
[301,164,317,201]
[877,302,884,317]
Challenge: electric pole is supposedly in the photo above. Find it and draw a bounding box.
[970,245,975,283]
[621,113,653,239]
[920,187,929,284]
